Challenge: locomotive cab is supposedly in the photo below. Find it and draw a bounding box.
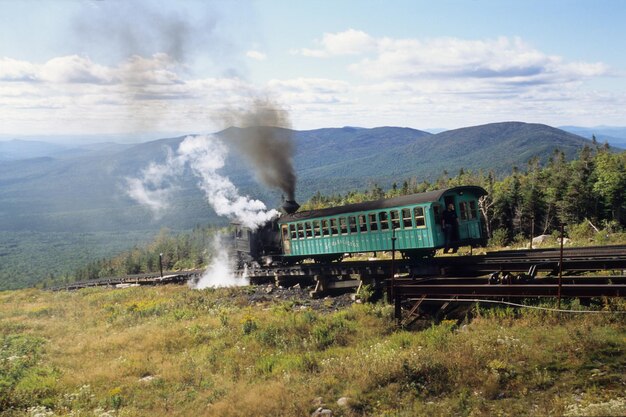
[232,219,283,268]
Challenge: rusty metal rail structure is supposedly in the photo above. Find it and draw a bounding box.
[49,246,626,317]
[244,245,626,296]
[386,245,626,324]
[49,269,203,291]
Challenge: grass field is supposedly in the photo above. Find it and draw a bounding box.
[0,285,625,416]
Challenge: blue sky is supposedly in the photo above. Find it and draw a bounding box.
[1,0,625,137]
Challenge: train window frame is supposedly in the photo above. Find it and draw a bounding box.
[379,211,390,231]
[469,200,478,219]
[321,219,330,236]
[433,204,442,226]
[289,224,297,239]
[368,213,378,231]
[305,222,312,238]
[358,214,367,232]
[330,218,339,236]
[348,216,358,233]
[282,225,289,241]
[402,208,413,228]
[313,220,321,237]
[414,206,426,228]
[390,210,401,230]
[339,217,348,235]
[459,202,468,221]
[297,223,304,239]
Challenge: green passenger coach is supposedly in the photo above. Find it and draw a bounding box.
[277,186,487,260]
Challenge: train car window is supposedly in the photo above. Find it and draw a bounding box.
[289,224,296,240]
[379,211,389,230]
[390,210,400,229]
[339,217,348,234]
[282,225,289,241]
[348,216,358,233]
[322,219,330,236]
[433,204,442,226]
[414,207,426,227]
[297,223,304,239]
[313,220,321,237]
[330,219,339,235]
[402,208,412,228]
[459,202,468,221]
[469,201,478,219]
[368,213,378,231]
[305,222,313,238]
[358,214,367,232]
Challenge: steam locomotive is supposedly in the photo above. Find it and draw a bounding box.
[233,186,487,268]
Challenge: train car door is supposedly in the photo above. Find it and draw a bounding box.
[444,195,455,209]
[443,195,459,242]
[281,225,291,255]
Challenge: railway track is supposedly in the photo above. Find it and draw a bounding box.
[49,246,626,318]
[242,244,626,288]
[48,269,203,291]
[384,245,626,324]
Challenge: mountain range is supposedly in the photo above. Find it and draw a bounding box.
[0,121,620,288]
[0,122,609,234]
[559,126,626,148]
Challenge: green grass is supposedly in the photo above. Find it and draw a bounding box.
[0,286,624,416]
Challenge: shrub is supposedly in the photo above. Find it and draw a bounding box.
[241,315,258,335]
[489,228,509,247]
[568,221,595,240]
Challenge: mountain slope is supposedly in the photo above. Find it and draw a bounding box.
[296,122,593,191]
[0,122,605,288]
[0,123,597,234]
[559,125,626,149]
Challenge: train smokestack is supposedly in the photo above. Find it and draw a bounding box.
[281,200,300,214]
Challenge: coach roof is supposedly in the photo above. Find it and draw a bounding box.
[278,186,487,223]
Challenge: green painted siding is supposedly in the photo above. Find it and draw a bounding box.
[284,203,436,257]
[281,188,485,258]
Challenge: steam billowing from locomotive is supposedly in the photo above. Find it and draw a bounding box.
[218,99,298,211]
[127,99,299,224]
[126,133,280,229]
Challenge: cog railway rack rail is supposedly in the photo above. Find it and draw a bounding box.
[50,245,626,321]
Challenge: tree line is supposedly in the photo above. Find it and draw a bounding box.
[302,144,626,245]
[48,143,624,287]
[39,226,218,287]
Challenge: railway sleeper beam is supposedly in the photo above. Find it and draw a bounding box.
[310,274,363,298]
[393,284,626,298]
[274,274,315,288]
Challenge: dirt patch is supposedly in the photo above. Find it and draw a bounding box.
[245,284,356,313]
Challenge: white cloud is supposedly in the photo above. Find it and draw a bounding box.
[40,55,114,84]
[268,77,352,105]
[0,57,38,81]
[246,50,267,61]
[294,28,376,57]
[294,31,609,89]
[0,53,183,86]
[0,30,623,136]
[350,36,609,85]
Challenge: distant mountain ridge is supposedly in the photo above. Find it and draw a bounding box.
[2,121,614,288]
[0,122,604,234]
[559,126,626,148]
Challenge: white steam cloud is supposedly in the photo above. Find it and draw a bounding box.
[126,134,279,229]
[192,233,248,289]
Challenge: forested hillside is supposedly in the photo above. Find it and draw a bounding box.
[0,122,600,234]
[303,144,626,244]
[44,143,625,289]
[2,122,623,289]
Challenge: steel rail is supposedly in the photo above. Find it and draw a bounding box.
[392,284,626,298]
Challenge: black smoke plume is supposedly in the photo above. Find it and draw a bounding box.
[219,99,297,201]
